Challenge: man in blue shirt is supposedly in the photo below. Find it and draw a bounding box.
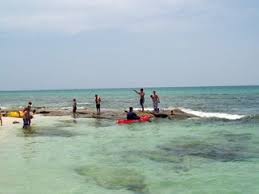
[127,107,140,120]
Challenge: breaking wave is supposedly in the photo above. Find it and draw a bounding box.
[179,108,245,120]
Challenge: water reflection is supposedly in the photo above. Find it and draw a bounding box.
[22,139,38,161]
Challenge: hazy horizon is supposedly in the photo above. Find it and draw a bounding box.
[0,84,258,92]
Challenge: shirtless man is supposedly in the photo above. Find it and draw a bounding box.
[95,94,101,114]
[150,91,160,113]
[134,88,145,112]
[22,107,31,128]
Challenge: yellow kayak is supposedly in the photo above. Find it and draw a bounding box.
[7,111,24,118]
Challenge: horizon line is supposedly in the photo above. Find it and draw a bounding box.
[0,84,258,92]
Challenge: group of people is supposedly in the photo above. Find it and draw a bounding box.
[127,89,160,120]
[72,89,160,120]
[72,94,101,118]
[134,89,160,113]
[0,103,33,128]
[0,89,160,127]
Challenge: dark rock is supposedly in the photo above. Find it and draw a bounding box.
[4,108,197,121]
[39,111,50,114]
[13,121,20,124]
[75,165,148,193]
[152,113,168,118]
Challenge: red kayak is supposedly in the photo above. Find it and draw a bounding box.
[117,115,152,124]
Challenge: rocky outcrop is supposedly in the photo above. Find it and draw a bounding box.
[4,108,197,120]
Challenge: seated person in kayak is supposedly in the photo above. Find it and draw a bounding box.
[127,107,140,120]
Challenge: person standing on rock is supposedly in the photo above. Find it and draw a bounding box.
[134,88,145,112]
[95,94,101,114]
[72,98,77,118]
[150,91,160,113]
[0,108,2,126]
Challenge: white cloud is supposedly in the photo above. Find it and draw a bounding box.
[0,0,208,34]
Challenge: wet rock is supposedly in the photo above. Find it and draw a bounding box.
[152,113,168,118]
[13,121,20,124]
[39,111,50,114]
[168,108,196,120]
[5,108,197,121]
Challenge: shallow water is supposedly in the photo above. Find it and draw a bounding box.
[1,86,259,193]
[0,115,259,194]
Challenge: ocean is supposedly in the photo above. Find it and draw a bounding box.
[0,86,259,194]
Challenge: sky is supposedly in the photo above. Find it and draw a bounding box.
[0,0,259,90]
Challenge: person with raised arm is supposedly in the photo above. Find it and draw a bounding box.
[134,88,145,112]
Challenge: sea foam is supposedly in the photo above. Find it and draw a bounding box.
[179,108,245,120]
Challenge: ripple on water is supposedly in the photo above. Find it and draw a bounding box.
[223,133,252,142]
[158,132,257,162]
[86,119,115,128]
[75,165,149,194]
[18,126,78,138]
[54,119,77,128]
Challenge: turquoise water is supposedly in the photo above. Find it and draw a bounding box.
[1,86,259,114]
[0,86,259,194]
